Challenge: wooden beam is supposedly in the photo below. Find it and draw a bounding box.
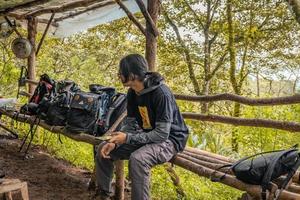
[174,93,300,106]
[55,1,116,22]
[134,0,159,37]
[0,122,18,138]
[24,0,107,17]
[36,12,55,56]
[0,0,49,15]
[5,12,59,27]
[4,16,23,38]
[18,91,32,98]
[115,160,125,200]
[145,0,160,71]
[27,16,37,96]
[115,0,146,36]
[24,79,38,85]
[182,112,300,132]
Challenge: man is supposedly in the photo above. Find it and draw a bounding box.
[95,54,189,200]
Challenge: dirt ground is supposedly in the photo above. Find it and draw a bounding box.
[0,132,97,200]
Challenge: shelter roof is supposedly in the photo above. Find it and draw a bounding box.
[0,0,146,37]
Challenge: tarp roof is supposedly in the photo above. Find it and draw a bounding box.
[1,0,147,37]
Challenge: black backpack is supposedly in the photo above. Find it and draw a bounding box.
[212,146,300,200]
[45,91,74,126]
[66,86,116,136]
[45,80,80,126]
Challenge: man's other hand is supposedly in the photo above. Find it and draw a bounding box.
[100,142,116,158]
[109,132,127,145]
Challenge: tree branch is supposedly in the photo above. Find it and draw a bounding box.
[208,51,227,80]
[163,9,201,95]
[183,0,205,30]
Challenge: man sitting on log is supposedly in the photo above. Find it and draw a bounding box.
[95,54,189,200]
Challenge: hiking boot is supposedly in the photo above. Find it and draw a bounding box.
[0,170,5,179]
[92,189,112,200]
[94,194,111,200]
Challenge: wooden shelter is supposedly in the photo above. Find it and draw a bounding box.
[1,0,300,200]
[0,0,160,94]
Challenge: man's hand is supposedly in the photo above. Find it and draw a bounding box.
[100,142,116,158]
[109,132,127,145]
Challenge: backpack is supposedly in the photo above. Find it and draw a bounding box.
[45,91,73,126]
[20,74,56,116]
[30,74,56,104]
[66,86,116,136]
[212,146,300,200]
[45,80,80,126]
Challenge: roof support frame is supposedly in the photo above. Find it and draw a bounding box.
[23,0,104,17]
[54,1,116,22]
[36,12,55,56]
[134,0,159,37]
[115,0,146,36]
[0,0,49,16]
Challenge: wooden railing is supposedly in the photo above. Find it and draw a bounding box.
[15,79,300,199]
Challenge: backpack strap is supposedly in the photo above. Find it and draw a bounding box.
[274,153,300,200]
[104,94,126,129]
[260,148,297,200]
[210,164,233,182]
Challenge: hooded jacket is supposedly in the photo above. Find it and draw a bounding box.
[121,72,189,152]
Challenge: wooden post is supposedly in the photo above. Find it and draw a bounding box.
[145,0,160,71]
[115,160,125,200]
[27,16,37,95]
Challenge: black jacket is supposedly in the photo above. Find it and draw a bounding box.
[121,73,189,152]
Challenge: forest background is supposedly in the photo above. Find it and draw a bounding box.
[1,0,300,199]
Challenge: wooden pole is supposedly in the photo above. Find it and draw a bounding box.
[115,160,125,200]
[145,0,160,71]
[27,16,37,96]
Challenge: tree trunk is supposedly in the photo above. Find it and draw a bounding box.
[256,71,260,97]
[145,0,160,71]
[226,0,239,152]
[27,16,37,96]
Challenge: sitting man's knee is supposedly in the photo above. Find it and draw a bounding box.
[96,142,107,158]
[129,150,147,167]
